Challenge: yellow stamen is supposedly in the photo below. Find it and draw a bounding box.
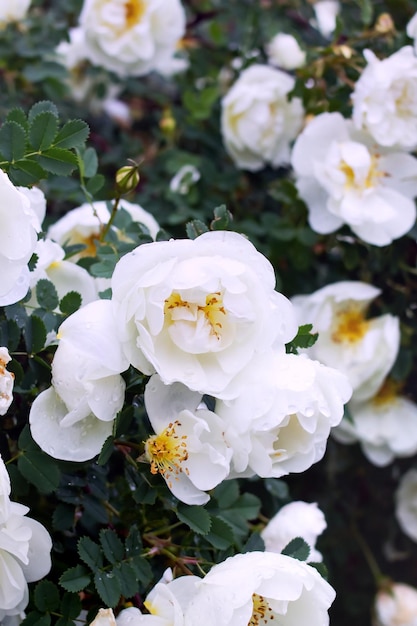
[125,0,146,29]
[249,594,276,625]
[331,307,369,344]
[339,154,385,191]
[164,291,227,339]
[144,421,188,479]
[372,379,401,407]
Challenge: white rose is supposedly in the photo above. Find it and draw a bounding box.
[261,501,327,562]
[111,231,298,398]
[0,0,31,27]
[312,1,340,38]
[0,347,14,416]
[374,582,417,626]
[221,64,304,171]
[29,300,129,461]
[170,165,200,195]
[395,469,417,543]
[144,374,232,505]
[333,380,417,466]
[217,351,351,478]
[56,27,96,102]
[48,199,159,262]
[407,13,417,48]
[352,47,417,149]
[292,281,400,403]
[0,170,39,306]
[78,0,186,77]
[291,112,417,245]
[17,186,46,230]
[266,33,306,70]
[184,551,336,626]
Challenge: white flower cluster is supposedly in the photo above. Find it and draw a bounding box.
[0,348,15,416]
[30,230,351,505]
[0,0,31,28]
[0,454,52,621]
[89,551,335,625]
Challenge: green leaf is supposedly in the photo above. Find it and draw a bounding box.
[17,450,60,493]
[114,562,138,599]
[176,503,211,535]
[6,107,28,130]
[212,480,239,509]
[25,314,47,353]
[286,324,318,354]
[59,565,91,593]
[9,159,47,185]
[125,525,143,557]
[34,580,60,612]
[78,537,104,571]
[97,435,114,466]
[94,569,121,608]
[242,532,265,553]
[0,121,26,162]
[79,146,97,177]
[186,219,209,240]
[60,592,82,620]
[281,537,310,562]
[308,561,329,580]
[130,555,152,585]
[37,148,78,175]
[29,111,58,150]
[100,529,125,564]
[36,278,59,311]
[28,101,59,123]
[53,503,75,531]
[0,318,21,352]
[86,173,105,195]
[59,291,82,316]
[21,612,51,626]
[206,516,234,549]
[210,204,233,231]
[55,120,90,149]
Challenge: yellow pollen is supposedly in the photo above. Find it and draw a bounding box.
[249,594,276,625]
[164,291,227,339]
[339,154,385,191]
[372,378,401,407]
[331,307,369,344]
[125,0,146,29]
[144,421,188,478]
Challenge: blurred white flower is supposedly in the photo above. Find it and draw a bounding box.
[144,374,232,505]
[184,551,336,626]
[333,380,417,466]
[261,501,327,562]
[78,0,186,77]
[111,231,298,399]
[395,468,417,543]
[170,165,200,195]
[29,300,129,461]
[0,0,31,27]
[312,1,340,38]
[48,199,159,261]
[407,13,417,50]
[0,170,40,306]
[221,63,304,171]
[17,186,46,230]
[352,47,417,149]
[0,455,52,622]
[374,582,417,626]
[90,608,117,625]
[291,112,417,245]
[266,33,306,70]
[292,281,400,403]
[0,347,14,416]
[55,27,97,102]
[218,351,350,479]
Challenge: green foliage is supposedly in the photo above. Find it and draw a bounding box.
[281,537,311,562]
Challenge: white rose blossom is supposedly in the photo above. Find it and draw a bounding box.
[291,112,417,245]
[333,380,417,466]
[221,64,304,171]
[0,348,14,416]
[29,300,129,461]
[352,47,417,149]
[144,374,232,505]
[111,231,298,398]
[0,454,52,622]
[0,170,40,307]
[292,281,400,403]
[312,1,340,38]
[184,551,336,626]
[217,352,351,479]
[0,0,31,27]
[261,501,327,562]
[374,582,417,626]
[266,33,306,70]
[407,13,417,51]
[78,0,186,78]
[169,165,200,195]
[395,469,417,544]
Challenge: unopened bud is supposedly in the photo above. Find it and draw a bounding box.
[332,44,353,59]
[159,109,176,136]
[375,12,395,34]
[115,164,140,194]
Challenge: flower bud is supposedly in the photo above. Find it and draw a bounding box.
[115,164,140,194]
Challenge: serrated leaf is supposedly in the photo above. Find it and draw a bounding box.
[78,537,104,571]
[37,148,78,175]
[100,529,125,564]
[176,503,211,535]
[34,580,60,612]
[212,480,240,509]
[29,111,58,150]
[0,121,26,162]
[9,159,47,185]
[36,278,59,311]
[52,503,75,531]
[55,120,89,149]
[125,525,142,557]
[210,204,233,231]
[281,537,310,562]
[130,555,152,585]
[0,318,20,352]
[28,101,59,123]
[17,450,60,493]
[6,107,28,130]
[206,516,234,549]
[59,565,91,593]
[242,532,265,553]
[114,562,138,598]
[225,493,260,520]
[308,561,329,580]
[186,219,209,240]
[21,612,51,626]
[25,314,47,353]
[59,291,82,316]
[94,569,121,608]
[97,435,114,466]
[60,592,82,620]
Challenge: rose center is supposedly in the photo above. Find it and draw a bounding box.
[249,594,276,625]
[164,291,227,339]
[124,0,146,29]
[145,421,188,478]
[331,307,369,344]
[339,154,384,191]
[372,378,401,406]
